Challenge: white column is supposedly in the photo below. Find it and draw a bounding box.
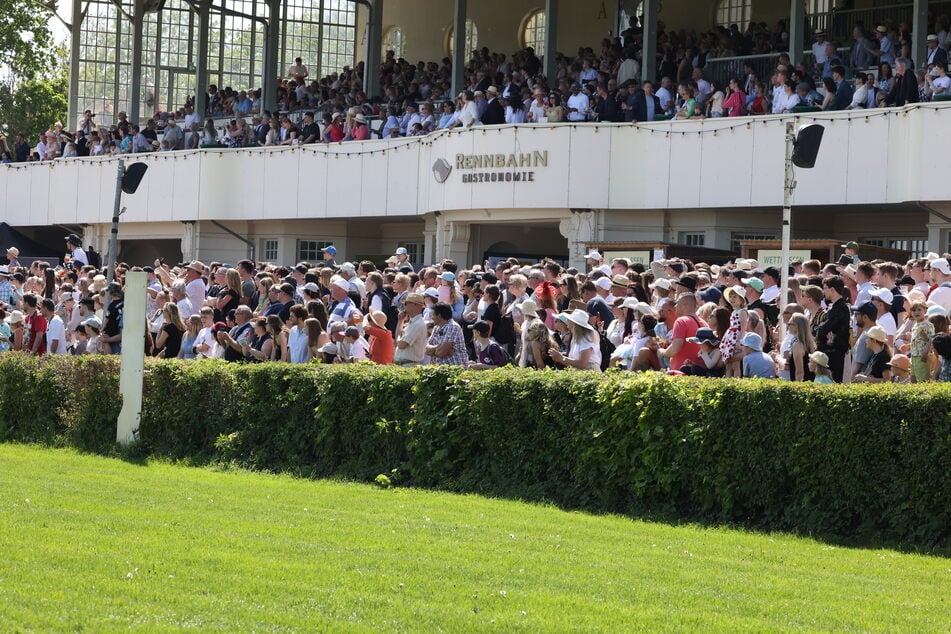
[559,211,596,271]
[117,271,146,446]
[181,221,197,261]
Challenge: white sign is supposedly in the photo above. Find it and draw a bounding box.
[756,250,812,266]
[603,251,653,266]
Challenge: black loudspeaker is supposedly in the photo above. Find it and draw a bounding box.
[121,162,149,194]
[792,124,824,169]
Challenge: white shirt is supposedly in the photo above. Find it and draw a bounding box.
[47,315,67,354]
[566,93,589,121]
[184,112,201,130]
[761,284,780,304]
[394,314,427,365]
[932,75,951,94]
[656,86,673,111]
[695,78,711,103]
[186,278,206,314]
[929,285,951,312]
[71,246,88,266]
[195,326,216,356]
[287,325,309,363]
[458,101,480,127]
[349,336,369,361]
[176,297,196,320]
[568,332,602,370]
[877,312,897,337]
[812,41,831,64]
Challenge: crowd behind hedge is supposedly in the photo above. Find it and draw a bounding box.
[3,239,951,389]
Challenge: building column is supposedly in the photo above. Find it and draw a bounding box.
[559,210,596,271]
[181,221,198,262]
[542,0,558,80]
[195,1,211,117]
[451,0,467,98]
[364,0,383,98]
[788,0,805,66]
[67,0,84,130]
[641,0,659,83]
[129,0,145,123]
[263,0,281,114]
[913,0,928,69]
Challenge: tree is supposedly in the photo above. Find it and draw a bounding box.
[0,0,56,88]
[0,45,68,144]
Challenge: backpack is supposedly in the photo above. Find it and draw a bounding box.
[486,342,514,366]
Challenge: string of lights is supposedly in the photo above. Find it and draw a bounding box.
[2,101,946,168]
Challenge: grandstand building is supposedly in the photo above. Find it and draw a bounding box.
[2,0,949,267]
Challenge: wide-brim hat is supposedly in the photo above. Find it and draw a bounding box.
[486,86,498,94]
[404,292,425,305]
[723,285,746,305]
[520,298,538,315]
[331,278,350,293]
[187,260,205,274]
[865,325,888,344]
[809,350,829,368]
[687,327,719,345]
[567,308,594,330]
[585,250,602,261]
[4,310,24,324]
[66,233,82,246]
[0,265,9,277]
[887,354,911,371]
[6,247,18,258]
[739,332,763,351]
[611,274,631,288]
[365,309,387,329]
[354,113,366,123]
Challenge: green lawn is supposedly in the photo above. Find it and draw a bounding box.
[0,446,947,632]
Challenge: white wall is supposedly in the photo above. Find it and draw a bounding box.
[2,103,950,228]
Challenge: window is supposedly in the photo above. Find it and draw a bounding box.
[618,1,645,32]
[297,239,332,262]
[401,242,424,266]
[262,239,279,262]
[731,232,777,253]
[863,238,928,259]
[679,232,706,247]
[446,19,478,58]
[521,9,545,52]
[806,0,830,14]
[382,26,405,59]
[715,0,752,30]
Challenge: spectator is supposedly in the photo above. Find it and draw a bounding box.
[740,332,775,378]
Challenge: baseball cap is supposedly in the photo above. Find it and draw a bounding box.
[321,245,337,256]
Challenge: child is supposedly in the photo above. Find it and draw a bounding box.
[907,300,935,382]
[887,354,912,384]
[344,326,369,362]
[720,285,748,378]
[685,327,724,377]
[809,351,834,384]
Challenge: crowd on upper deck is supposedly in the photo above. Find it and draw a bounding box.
[4,10,951,160]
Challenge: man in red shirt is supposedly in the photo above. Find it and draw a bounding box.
[22,294,47,355]
[658,292,708,372]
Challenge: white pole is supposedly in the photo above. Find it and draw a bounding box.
[780,121,796,317]
[117,271,147,446]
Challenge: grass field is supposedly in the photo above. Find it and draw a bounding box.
[0,445,947,632]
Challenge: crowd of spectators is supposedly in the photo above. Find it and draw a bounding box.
[4,13,951,161]
[2,237,951,384]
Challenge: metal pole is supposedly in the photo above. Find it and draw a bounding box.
[450,0,467,98]
[543,0,558,80]
[641,0,658,83]
[196,1,211,117]
[788,0,805,66]
[780,121,796,319]
[107,159,126,287]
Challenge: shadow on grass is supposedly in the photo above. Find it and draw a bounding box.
[16,438,951,558]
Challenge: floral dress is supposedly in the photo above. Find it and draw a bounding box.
[719,308,745,362]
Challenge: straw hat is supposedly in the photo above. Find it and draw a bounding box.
[364,309,387,329]
[809,351,829,368]
[887,354,911,372]
[865,325,888,344]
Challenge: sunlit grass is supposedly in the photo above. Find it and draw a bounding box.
[0,445,947,632]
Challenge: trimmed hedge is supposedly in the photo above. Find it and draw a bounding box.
[0,354,948,550]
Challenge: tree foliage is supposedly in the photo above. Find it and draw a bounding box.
[0,0,56,86]
[0,44,68,142]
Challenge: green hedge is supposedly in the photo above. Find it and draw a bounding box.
[0,353,948,550]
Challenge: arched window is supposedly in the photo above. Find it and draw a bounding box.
[715,0,752,30]
[618,1,645,30]
[383,26,405,59]
[446,19,478,58]
[521,9,546,52]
